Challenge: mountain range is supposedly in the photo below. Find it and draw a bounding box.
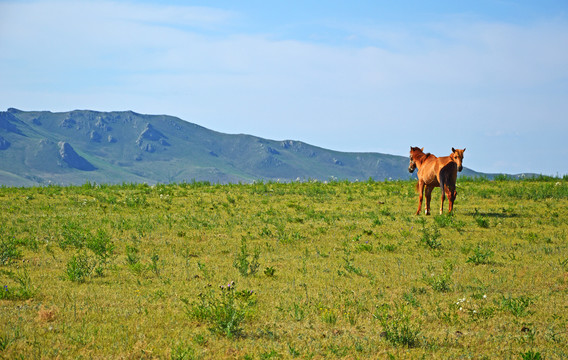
[0,108,486,186]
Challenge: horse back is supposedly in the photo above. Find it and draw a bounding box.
[436,156,454,170]
[417,155,440,184]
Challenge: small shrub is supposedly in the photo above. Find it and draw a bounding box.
[291,302,305,321]
[520,350,542,360]
[468,304,496,321]
[420,224,442,250]
[434,214,453,228]
[60,221,89,248]
[124,195,147,208]
[456,296,496,321]
[0,269,36,300]
[264,266,276,277]
[197,261,211,280]
[342,247,363,275]
[88,229,114,260]
[288,344,300,357]
[233,237,260,277]
[374,303,421,348]
[500,295,534,317]
[60,227,114,277]
[381,243,397,252]
[466,245,494,265]
[560,257,568,272]
[372,218,383,226]
[356,241,373,253]
[260,350,280,359]
[88,229,114,276]
[319,306,338,325]
[424,271,453,293]
[192,334,207,346]
[65,251,94,283]
[126,244,144,274]
[0,238,21,265]
[402,291,420,308]
[170,344,195,360]
[0,333,12,351]
[150,253,160,277]
[182,281,255,338]
[474,209,490,228]
[126,244,140,266]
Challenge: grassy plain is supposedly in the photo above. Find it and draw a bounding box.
[1,177,567,359]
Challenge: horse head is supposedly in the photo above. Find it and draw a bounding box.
[408,146,424,173]
[451,147,466,172]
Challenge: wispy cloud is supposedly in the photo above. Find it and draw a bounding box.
[1,1,567,174]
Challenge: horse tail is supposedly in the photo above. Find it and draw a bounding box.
[439,170,446,193]
[440,162,457,193]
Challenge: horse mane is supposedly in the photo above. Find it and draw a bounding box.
[416,152,432,161]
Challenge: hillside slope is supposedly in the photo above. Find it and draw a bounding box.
[0,108,482,186]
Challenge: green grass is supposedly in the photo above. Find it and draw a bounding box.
[0,178,567,358]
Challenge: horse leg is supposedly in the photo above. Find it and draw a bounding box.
[440,185,445,215]
[416,181,424,215]
[445,182,457,213]
[445,186,453,213]
[425,185,433,215]
[450,189,457,212]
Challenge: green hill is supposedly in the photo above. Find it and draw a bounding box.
[0,108,483,186]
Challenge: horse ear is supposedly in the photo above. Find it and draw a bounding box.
[452,147,456,152]
[420,147,424,152]
[463,148,466,152]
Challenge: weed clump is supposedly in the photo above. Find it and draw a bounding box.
[520,350,542,360]
[500,295,534,317]
[419,222,442,250]
[65,251,94,283]
[0,238,21,265]
[182,281,256,338]
[374,303,421,348]
[0,269,36,300]
[466,245,494,265]
[233,237,260,277]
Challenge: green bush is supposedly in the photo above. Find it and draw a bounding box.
[467,245,494,265]
[0,238,21,265]
[182,281,255,338]
[0,269,36,300]
[419,224,442,250]
[500,295,534,317]
[233,237,260,277]
[65,251,94,283]
[374,303,421,348]
[520,350,542,360]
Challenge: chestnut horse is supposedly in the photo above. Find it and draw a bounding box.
[408,147,466,215]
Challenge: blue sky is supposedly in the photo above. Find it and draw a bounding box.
[1,0,567,175]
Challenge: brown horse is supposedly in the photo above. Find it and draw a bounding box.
[408,147,466,215]
[439,147,466,172]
